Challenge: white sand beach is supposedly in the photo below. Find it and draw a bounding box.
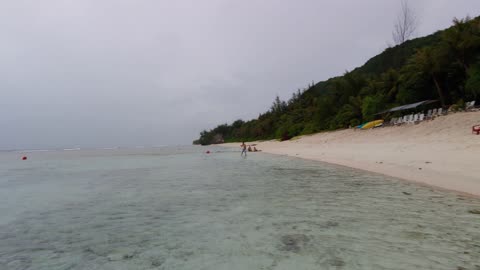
[223,111,480,196]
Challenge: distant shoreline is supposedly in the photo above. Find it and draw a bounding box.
[221,111,480,197]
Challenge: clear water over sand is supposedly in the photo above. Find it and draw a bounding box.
[0,147,479,270]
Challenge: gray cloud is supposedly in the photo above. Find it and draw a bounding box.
[1,0,479,149]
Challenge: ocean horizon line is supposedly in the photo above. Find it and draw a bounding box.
[0,144,180,153]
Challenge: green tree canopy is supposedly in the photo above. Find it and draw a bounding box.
[194,16,480,145]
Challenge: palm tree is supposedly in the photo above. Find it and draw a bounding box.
[442,16,480,74]
[411,47,446,107]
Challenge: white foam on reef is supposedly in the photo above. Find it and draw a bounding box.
[14,149,52,153]
[152,145,168,148]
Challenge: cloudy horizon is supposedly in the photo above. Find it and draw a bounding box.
[1,0,479,150]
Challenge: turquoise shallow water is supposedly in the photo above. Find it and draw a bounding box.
[0,146,479,270]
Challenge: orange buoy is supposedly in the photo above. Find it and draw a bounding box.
[22,156,27,160]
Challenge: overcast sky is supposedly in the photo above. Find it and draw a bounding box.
[1,0,479,149]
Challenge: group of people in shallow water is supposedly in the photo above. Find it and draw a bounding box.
[240,142,260,156]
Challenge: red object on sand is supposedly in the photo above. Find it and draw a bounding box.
[473,125,480,135]
[22,156,27,160]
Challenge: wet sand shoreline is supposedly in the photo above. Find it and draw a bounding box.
[222,111,480,197]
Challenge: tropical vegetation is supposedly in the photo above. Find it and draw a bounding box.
[194,16,480,145]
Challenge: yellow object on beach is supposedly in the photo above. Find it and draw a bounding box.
[361,120,384,129]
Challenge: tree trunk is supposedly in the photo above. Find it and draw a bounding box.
[458,56,469,74]
[432,74,446,108]
[460,50,469,74]
[462,62,469,74]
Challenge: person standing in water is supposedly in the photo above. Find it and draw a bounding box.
[241,142,247,157]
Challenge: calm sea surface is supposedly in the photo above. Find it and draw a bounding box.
[0,146,479,270]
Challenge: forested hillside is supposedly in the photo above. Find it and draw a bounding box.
[194,16,480,145]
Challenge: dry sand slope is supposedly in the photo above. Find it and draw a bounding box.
[223,111,480,196]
